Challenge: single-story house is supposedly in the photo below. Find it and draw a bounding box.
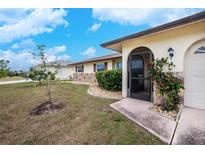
[101,11,205,110]
[45,60,74,80]
[68,53,122,82]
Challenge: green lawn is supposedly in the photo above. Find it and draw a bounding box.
[0,82,164,144]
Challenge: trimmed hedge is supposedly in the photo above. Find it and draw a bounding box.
[96,69,122,91]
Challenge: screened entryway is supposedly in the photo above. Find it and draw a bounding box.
[128,47,153,101]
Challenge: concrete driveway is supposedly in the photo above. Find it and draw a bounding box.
[172,107,205,144]
[0,79,32,85]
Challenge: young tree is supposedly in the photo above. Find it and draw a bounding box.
[29,44,56,102]
[0,60,9,78]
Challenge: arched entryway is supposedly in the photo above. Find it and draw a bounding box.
[127,47,154,101]
[184,39,205,109]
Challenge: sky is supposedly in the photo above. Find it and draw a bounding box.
[0,8,204,70]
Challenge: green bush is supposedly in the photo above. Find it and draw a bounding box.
[50,72,56,80]
[149,57,184,111]
[96,69,122,91]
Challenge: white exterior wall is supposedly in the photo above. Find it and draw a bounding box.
[60,67,75,80]
[77,59,118,73]
[112,58,122,69]
[46,58,122,80]
[84,63,94,73]
[107,60,113,70]
[121,20,205,97]
[47,66,74,80]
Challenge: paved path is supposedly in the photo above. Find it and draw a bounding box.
[111,98,205,144]
[111,98,176,143]
[0,79,32,85]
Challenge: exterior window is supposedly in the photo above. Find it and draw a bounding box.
[116,62,122,69]
[194,46,205,54]
[77,65,84,73]
[96,63,105,71]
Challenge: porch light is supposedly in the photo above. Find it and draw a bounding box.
[168,47,174,59]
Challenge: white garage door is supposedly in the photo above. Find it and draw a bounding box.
[185,42,205,109]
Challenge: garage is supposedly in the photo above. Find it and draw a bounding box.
[185,40,205,109]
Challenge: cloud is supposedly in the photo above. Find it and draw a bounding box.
[46,54,71,62]
[87,23,101,33]
[0,45,71,70]
[0,9,31,25]
[80,47,96,57]
[0,49,38,71]
[11,38,36,49]
[47,45,66,55]
[92,8,204,27]
[0,9,68,43]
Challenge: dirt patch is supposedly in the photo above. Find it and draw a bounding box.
[30,101,65,116]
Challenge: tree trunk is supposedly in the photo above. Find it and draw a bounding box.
[47,77,51,102]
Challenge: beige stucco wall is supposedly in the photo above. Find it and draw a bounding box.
[112,58,122,69]
[47,66,74,80]
[83,63,94,73]
[121,20,205,97]
[75,58,122,73]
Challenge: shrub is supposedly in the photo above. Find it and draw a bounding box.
[28,67,56,85]
[96,69,122,91]
[149,57,184,111]
[49,71,56,80]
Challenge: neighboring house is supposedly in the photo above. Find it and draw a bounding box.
[68,53,122,82]
[101,11,205,110]
[40,60,75,80]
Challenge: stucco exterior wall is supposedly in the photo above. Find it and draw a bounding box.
[84,63,94,73]
[75,59,120,74]
[73,58,122,82]
[121,20,205,97]
[112,58,122,69]
[47,66,74,80]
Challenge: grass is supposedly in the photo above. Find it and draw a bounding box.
[0,82,164,144]
[0,76,24,81]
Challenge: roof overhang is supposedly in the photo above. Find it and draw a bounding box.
[101,11,205,52]
[68,53,122,66]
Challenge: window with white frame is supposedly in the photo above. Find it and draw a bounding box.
[96,63,105,71]
[77,65,84,73]
[116,62,122,69]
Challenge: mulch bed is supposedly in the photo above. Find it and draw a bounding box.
[30,101,65,116]
[88,84,123,100]
[149,105,179,121]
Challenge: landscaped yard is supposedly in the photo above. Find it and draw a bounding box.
[0,82,164,144]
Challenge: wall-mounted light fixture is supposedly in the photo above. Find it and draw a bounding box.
[168,47,174,59]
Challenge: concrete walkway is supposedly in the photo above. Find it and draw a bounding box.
[172,107,205,144]
[111,98,176,143]
[111,98,205,144]
[0,79,32,85]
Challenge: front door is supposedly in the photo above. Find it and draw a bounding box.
[128,52,152,101]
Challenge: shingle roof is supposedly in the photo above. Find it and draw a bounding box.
[101,11,205,48]
[68,53,122,66]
